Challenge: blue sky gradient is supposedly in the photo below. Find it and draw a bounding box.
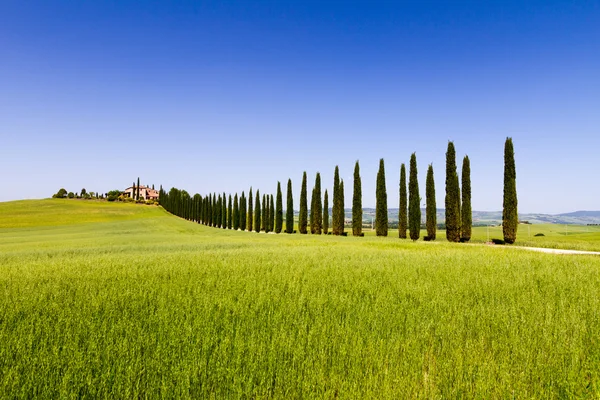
[2,1,599,213]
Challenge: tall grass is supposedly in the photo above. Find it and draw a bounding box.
[1,200,600,397]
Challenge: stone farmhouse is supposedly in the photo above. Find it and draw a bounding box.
[123,185,159,201]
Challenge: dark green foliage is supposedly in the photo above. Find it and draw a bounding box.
[332,166,341,236]
[227,195,232,229]
[352,161,362,236]
[313,173,322,234]
[426,164,437,240]
[269,194,275,232]
[375,159,388,236]
[222,192,227,229]
[503,137,518,244]
[248,188,253,232]
[399,164,407,239]
[461,156,472,242]
[445,142,461,242]
[240,192,247,231]
[339,180,345,235]
[262,194,267,232]
[233,194,239,230]
[275,183,283,234]
[299,172,308,234]
[136,177,140,200]
[323,189,329,234]
[408,153,421,241]
[286,179,294,234]
[54,188,68,198]
[216,194,222,228]
[132,182,136,200]
[254,190,261,233]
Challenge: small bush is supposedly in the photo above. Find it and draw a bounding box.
[424,236,432,241]
[107,195,118,202]
[491,238,505,245]
[359,233,364,237]
[534,233,545,237]
[68,192,75,199]
[341,232,348,237]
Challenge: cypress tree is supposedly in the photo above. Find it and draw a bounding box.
[222,192,227,229]
[233,194,239,230]
[323,190,329,234]
[426,164,437,240]
[310,187,316,234]
[299,172,308,234]
[136,177,140,200]
[286,179,294,234]
[270,194,275,232]
[503,138,518,244]
[254,190,261,233]
[240,192,247,231]
[461,156,472,242]
[332,166,341,235]
[352,160,362,236]
[408,153,421,241]
[375,158,388,236]
[262,194,267,232]
[339,180,345,235]
[132,181,136,200]
[227,194,233,229]
[208,194,213,226]
[445,142,461,242]
[248,188,253,232]
[216,194,222,228]
[275,182,283,233]
[399,164,407,239]
[313,173,322,234]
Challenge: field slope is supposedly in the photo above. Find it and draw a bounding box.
[1,199,600,398]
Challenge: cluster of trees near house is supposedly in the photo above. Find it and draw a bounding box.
[159,138,518,243]
[52,188,106,200]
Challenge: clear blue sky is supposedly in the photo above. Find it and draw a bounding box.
[1,1,599,214]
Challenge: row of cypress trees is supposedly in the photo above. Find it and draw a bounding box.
[159,137,517,242]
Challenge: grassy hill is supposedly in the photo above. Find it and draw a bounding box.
[1,199,600,397]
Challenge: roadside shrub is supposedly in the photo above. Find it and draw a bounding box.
[535,233,545,237]
[492,238,505,245]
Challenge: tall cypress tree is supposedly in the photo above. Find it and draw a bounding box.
[216,194,222,228]
[132,181,136,200]
[275,182,283,233]
[313,173,322,234]
[299,172,308,234]
[240,192,247,231]
[233,194,239,230]
[339,180,345,235]
[248,188,253,232]
[426,164,437,240]
[254,190,261,233]
[408,153,421,241]
[332,166,341,235]
[399,164,408,239]
[461,156,472,242]
[269,194,275,232]
[503,138,518,244]
[262,194,267,232]
[352,161,362,236]
[445,142,461,242]
[323,189,329,234]
[286,179,294,234]
[310,187,316,234]
[227,194,233,229]
[375,158,388,236]
[136,177,140,200]
[222,192,227,229]
[208,194,213,226]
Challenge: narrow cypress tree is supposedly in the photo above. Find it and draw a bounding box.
[269,194,275,232]
[275,183,283,233]
[445,142,461,242]
[240,192,247,231]
[375,158,388,236]
[323,189,329,234]
[399,164,408,239]
[461,156,472,242]
[503,138,518,244]
[136,177,140,200]
[222,192,227,229]
[254,190,261,233]
[233,194,239,230]
[313,173,322,234]
[339,180,345,235]
[262,194,267,232]
[248,188,253,232]
[227,194,233,229]
[286,179,294,234]
[299,172,308,234]
[352,161,362,236]
[208,194,213,226]
[426,164,437,240]
[216,194,222,228]
[132,181,136,200]
[310,187,316,234]
[408,153,421,241]
[332,166,341,235]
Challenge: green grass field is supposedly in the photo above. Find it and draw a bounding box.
[2,199,600,398]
